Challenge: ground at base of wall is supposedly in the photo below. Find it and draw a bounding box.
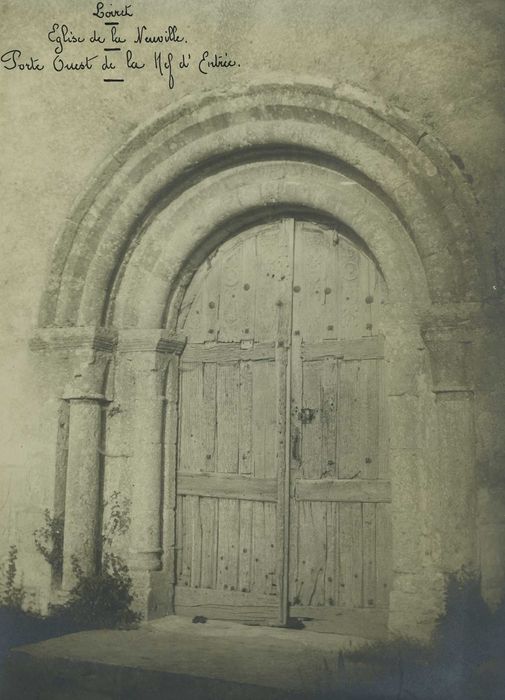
[2,616,504,700]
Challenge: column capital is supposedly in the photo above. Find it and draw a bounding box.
[117,329,186,356]
[30,326,117,353]
[422,325,475,393]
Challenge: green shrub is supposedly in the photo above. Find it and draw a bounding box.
[49,553,140,630]
[47,492,140,630]
[33,509,64,581]
[0,546,25,610]
[102,491,131,550]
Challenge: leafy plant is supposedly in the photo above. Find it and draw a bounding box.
[49,553,140,630]
[48,492,140,630]
[33,509,64,580]
[102,490,131,549]
[0,545,25,610]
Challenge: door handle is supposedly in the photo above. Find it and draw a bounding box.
[292,428,301,462]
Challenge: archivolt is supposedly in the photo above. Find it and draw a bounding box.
[38,80,485,329]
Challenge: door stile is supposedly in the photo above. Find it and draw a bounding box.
[288,331,303,612]
[275,218,295,626]
[288,221,307,618]
[275,339,289,625]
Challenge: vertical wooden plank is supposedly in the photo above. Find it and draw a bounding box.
[217,243,245,342]
[289,332,303,605]
[239,235,257,340]
[179,496,193,587]
[336,358,381,481]
[321,356,338,478]
[337,360,361,479]
[219,233,257,341]
[366,259,388,337]
[363,502,377,607]
[238,500,253,593]
[178,362,201,472]
[202,362,217,472]
[337,239,369,339]
[375,502,392,607]
[377,360,388,480]
[292,223,322,341]
[290,513,301,605]
[252,361,276,478]
[239,360,253,475]
[277,218,294,623]
[190,497,202,588]
[216,498,240,592]
[199,497,218,589]
[199,249,221,343]
[184,361,218,474]
[365,259,376,337]
[216,362,240,473]
[337,358,382,480]
[324,502,338,606]
[297,501,327,606]
[264,502,278,597]
[252,502,267,594]
[176,262,206,337]
[300,360,323,479]
[251,502,277,596]
[351,503,364,608]
[338,502,354,607]
[253,223,291,342]
[363,360,380,480]
[293,222,339,341]
[321,227,340,341]
[275,319,290,620]
[360,257,374,338]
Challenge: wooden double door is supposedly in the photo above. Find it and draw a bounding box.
[173,218,392,637]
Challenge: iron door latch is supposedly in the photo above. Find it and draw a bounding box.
[298,408,317,425]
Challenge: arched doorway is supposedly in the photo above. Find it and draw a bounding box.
[172,217,391,636]
[32,81,487,641]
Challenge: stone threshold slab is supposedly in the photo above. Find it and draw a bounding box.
[3,615,374,699]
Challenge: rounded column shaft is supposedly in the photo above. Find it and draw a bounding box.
[129,388,166,571]
[62,398,103,589]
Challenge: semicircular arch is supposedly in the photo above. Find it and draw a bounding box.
[38,80,485,329]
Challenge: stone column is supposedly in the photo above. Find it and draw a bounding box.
[383,313,446,639]
[61,355,113,589]
[118,330,185,618]
[33,329,117,591]
[61,395,104,589]
[422,326,477,573]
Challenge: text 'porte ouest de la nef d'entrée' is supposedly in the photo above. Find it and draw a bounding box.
[0,2,241,88]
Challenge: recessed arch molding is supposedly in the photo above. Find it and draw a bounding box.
[38,80,487,330]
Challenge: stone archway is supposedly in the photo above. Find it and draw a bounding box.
[32,80,488,640]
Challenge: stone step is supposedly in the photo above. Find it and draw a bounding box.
[2,616,374,699]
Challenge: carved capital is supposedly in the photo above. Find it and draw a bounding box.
[30,326,117,353]
[422,326,474,393]
[117,329,186,356]
[30,327,116,400]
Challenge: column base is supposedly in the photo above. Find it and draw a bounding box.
[388,571,445,642]
[130,570,173,620]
